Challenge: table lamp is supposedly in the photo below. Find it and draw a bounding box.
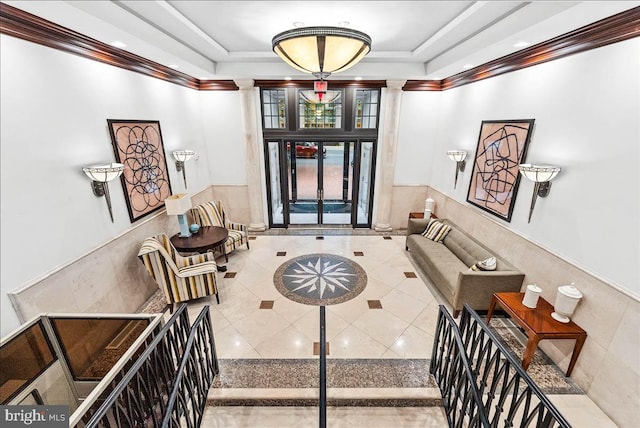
[165,194,193,237]
[551,284,582,323]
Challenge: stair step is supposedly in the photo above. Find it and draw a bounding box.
[207,387,442,407]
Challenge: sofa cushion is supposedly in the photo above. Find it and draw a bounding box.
[421,220,451,243]
[407,235,466,300]
[442,226,492,269]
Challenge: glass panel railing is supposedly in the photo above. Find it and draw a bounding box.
[0,320,55,404]
[50,318,150,381]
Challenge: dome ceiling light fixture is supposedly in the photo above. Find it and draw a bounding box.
[272,26,371,79]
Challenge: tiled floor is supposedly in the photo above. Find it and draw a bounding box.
[179,234,616,427]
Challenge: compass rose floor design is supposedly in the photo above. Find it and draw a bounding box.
[273,254,367,306]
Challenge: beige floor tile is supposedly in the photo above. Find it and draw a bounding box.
[548,394,618,427]
[326,297,370,323]
[294,307,350,341]
[380,289,429,324]
[213,325,260,359]
[413,301,441,335]
[272,296,316,323]
[253,324,316,358]
[329,325,388,358]
[388,325,435,359]
[232,309,291,348]
[352,309,409,348]
[215,286,262,324]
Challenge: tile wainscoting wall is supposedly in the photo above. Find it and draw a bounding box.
[406,185,637,427]
[7,186,240,322]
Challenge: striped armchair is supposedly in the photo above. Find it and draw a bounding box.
[191,200,249,256]
[138,234,219,307]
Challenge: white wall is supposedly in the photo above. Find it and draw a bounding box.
[0,35,216,336]
[395,38,640,298]
[200,91,247,185]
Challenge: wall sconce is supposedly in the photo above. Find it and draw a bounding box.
[172,150,195,189]
[165,193,193,237]
[446,150,467,189]
[82,163,124,223]
[518,164,561,223]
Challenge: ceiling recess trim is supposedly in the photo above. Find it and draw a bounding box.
[405,6,640,91]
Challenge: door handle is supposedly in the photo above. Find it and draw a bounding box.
[318,189,323,201]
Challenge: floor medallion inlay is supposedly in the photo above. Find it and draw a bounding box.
[273,253,367,306]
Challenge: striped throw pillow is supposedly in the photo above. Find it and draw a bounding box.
[421,220,451,243]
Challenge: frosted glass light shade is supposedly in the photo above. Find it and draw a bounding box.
[519,164,561,182]
[447,150,467,162]
[173,150,195,162]
[82,163,124,182]
[165,194,192,215]
[272,27,371,76]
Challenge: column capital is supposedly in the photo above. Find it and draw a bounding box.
[234,79,255,90]
[385,79,407,90]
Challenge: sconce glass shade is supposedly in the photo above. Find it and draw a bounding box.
[447,150,467,189]
[446,150,468,162]
[82,163,124,182]
[82,163,124,223]
[519,164,561,182]
[519,164,561,223]
[172,150,195,162]
[173,150,195,189]
[272,26,371,78]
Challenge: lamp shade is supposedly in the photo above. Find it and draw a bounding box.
[519,164,561,182]
[447,150,467,162]
[173,150,195,162]
[82,163,124,182]
[164,194,192,215]
[272,26,371,77]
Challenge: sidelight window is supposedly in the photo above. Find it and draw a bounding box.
[354,89,379,129]
[262,89,287,129]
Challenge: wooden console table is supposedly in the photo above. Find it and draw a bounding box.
[486,292,587,376]
[409,212,437,219]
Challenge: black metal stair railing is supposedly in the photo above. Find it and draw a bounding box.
[77,303,217,428]
[430,304,571,428]
[161,305,219,427]
[430,305,491,427]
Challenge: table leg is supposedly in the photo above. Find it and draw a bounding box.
[522,335,541,371]
[486,295,498,323]
[566,335,586,377]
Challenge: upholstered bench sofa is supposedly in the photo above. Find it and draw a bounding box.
[406,217,525,317]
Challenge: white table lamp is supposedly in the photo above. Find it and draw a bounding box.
[165,194,193,237]
[551,284,582,323]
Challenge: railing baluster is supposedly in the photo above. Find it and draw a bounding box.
[430,304,572,428]
[319,306,327,428]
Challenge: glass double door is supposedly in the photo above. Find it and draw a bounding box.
[265,140,376,227]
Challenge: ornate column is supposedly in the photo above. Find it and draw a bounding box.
[374,79,406,232]
[235,79,266,231]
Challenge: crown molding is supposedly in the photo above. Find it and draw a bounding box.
[405,6,640,92]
